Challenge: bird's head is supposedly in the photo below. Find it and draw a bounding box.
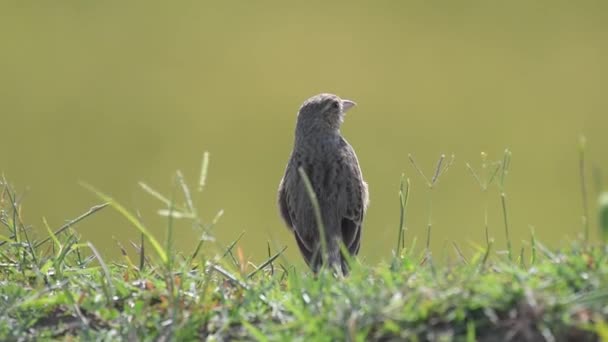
[296,93,356,132]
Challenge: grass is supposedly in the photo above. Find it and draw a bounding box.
[1,149,608,341]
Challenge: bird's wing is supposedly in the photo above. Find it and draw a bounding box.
[278,175,293,230]
[294,230,322,272]
[279,154,320,267]
[339,140,369,255]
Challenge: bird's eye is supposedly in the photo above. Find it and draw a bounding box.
[329,101,340,111]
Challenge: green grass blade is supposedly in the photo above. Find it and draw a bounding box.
[599,192,608,240]
[198,151,210,192]
[298,167,327,267]
[80,182,168,264]
[242,321,269,342]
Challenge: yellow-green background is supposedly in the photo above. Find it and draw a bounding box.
[1,2,607,266]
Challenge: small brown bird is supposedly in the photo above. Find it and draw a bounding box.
[278,93,369,274]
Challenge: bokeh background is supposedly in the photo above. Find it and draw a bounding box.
[1,1,607,267]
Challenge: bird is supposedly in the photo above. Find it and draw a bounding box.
[278,93,368,274]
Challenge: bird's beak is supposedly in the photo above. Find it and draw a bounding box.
[342,99,357,112]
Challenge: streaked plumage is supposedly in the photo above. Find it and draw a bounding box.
[278,93,368,274]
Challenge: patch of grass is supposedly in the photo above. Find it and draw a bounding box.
[1,150,607,341]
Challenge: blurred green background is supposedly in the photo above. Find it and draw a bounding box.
[1,1,607,266]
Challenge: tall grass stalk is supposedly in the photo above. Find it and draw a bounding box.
[467,151,506,264]
[499,149,513,261]
[82,182,169,264]
[530,226,537,265]
[579,136,590,242]
[297,167,328,270]
[408,153,454,255]
[32,203,109,249]
[396,174,410,255]
[165,177,178,272]
[87,242,114,305]
[198,151,210,192]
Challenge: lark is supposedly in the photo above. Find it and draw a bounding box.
[278,93,368,274]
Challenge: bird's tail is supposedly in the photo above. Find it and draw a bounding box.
[326,237,348,275]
